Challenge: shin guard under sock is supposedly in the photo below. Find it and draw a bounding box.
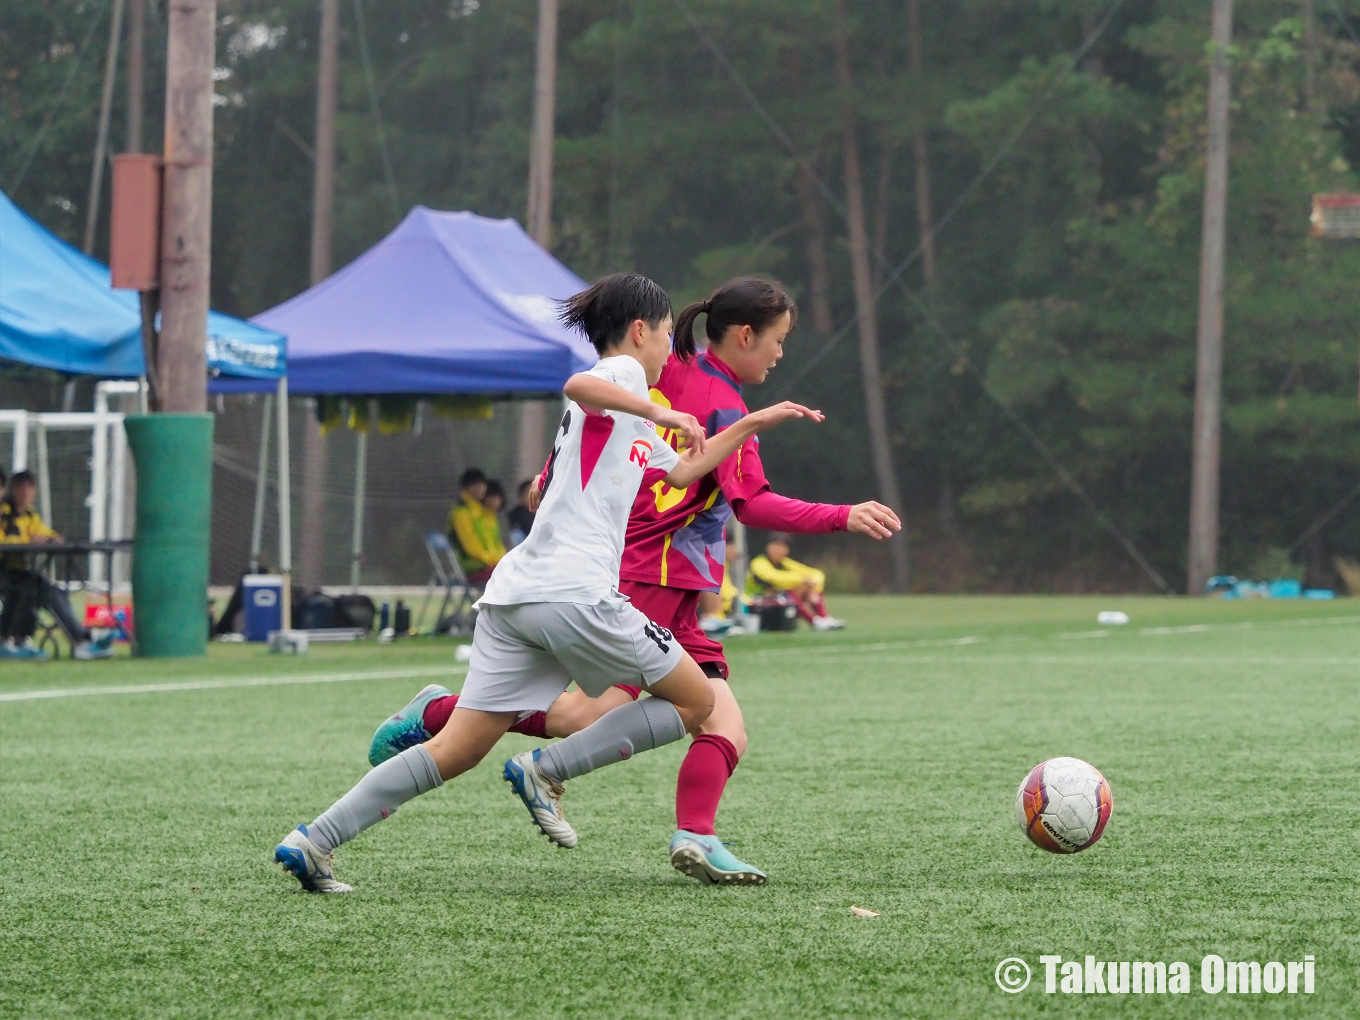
[538,698,685,782]
[309,745,443,853]
[675,734,739,836]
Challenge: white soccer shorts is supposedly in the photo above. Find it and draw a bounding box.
[456,594,684,714]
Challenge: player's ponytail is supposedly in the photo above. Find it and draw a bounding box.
[671,276,798,363]
[559,273,672,354]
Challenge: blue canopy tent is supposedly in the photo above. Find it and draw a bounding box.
[0,190,285,383]
[1,189,288,590]
[226,206,597,588]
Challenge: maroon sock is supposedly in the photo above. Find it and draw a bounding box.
[811,593,828,617]
[421,694,458,735]
[792,595,817,625]
[508,711,550,738]
[675,734,740,836]
[614,684,642,700]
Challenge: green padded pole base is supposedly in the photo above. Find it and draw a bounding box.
[125,414,214,657]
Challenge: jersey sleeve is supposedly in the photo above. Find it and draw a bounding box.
[711,408,849,533]
[644,431,680,476]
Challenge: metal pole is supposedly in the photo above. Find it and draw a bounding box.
[1188,0,1233,595]
[110,413,128,587]
[518,0,557,482]
[157,0,214,413]
[250,393,273,571]
[275,378,293,628]
[350,411,370,592]
[125,0,145,153]
[90,395,110,585]
[11,414,28,470]
[34,422,51,524]
[84,0,127,255]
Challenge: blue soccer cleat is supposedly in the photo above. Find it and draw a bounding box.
[503,750,577,848]
[669,830,767,885]
[368,683,452,766]
[274,824,352,893]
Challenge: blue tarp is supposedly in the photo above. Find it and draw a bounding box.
[223,206,595,395]
[0,190,285,381]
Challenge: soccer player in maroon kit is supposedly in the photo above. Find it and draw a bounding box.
[370,276,899,884]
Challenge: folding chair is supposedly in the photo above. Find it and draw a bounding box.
[418,532,483,636]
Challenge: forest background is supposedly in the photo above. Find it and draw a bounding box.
[4,0,1359,593]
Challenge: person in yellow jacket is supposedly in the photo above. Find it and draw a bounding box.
[746,533,845,631]
[0,471,113,660]
[447,469,506,585]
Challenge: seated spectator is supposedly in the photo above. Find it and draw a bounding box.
[0,471,113,660]
[698,533,743,635]
[506,479,536,548]
[447,468,505,585]
[747,533,845,631]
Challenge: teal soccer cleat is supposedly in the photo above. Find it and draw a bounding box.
[367,683,452,766]
[669,830,767,885]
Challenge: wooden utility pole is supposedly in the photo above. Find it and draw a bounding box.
[519,0,558,482]
[125,0,145,152]
[1188,0,1234,595]
[299,0,341,591]
[834,0,909,593]
[85,0,126,254]
[156,0,215,413]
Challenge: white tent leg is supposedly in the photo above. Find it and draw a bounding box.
[275,379,292,627]
[12,413,28,470]
[90,400,109,587]
[350,418,369,592]
[110,418,128,589]
[250,393,273,571]
[35,422,52,524]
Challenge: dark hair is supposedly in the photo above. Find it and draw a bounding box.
[768,532,792,546]
[517,478,533,496]
[671,276,797,362]
[8,469,36,489]
[559,273,672,354]
[459,468,487,489]
[484,480,505,503]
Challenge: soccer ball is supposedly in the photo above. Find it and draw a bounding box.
[1015,757,1113,854]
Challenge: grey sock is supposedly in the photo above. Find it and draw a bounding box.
[309,745,443,853]
[539,697,686,782]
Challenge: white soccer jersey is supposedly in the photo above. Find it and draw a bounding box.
[478,355,680,607]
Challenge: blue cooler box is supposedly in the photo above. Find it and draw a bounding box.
[243,574,284,641]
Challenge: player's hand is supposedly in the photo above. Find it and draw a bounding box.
[652,407,706,455]
[527,478,542,512]
[746,401,824,432]
[846,501,900,540]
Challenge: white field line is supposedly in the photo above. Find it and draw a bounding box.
[3,615,1356,705]
[0,665,462,704]
[742,614,1360,659]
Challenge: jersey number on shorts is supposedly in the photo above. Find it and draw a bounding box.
[643,621,674,653]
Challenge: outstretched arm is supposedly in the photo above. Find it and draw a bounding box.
[563,372,707,454]
[663,402,823,490]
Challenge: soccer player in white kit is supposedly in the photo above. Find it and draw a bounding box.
[274,273,821,892]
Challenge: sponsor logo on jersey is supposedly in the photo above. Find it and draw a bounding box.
[629,437,654,469]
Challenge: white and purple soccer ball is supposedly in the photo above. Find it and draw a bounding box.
[1015,756,1113,854]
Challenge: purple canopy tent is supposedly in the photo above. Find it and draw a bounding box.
[214,206,595,395]
[224,207,598,590]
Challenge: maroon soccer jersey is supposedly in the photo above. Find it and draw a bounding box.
[618,351,849,593]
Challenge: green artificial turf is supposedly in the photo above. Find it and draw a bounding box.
[1,596,1356,1019]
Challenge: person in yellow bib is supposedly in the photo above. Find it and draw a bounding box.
[0,471,113,660]
[746,533,844,631]
[448,469,506,585]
